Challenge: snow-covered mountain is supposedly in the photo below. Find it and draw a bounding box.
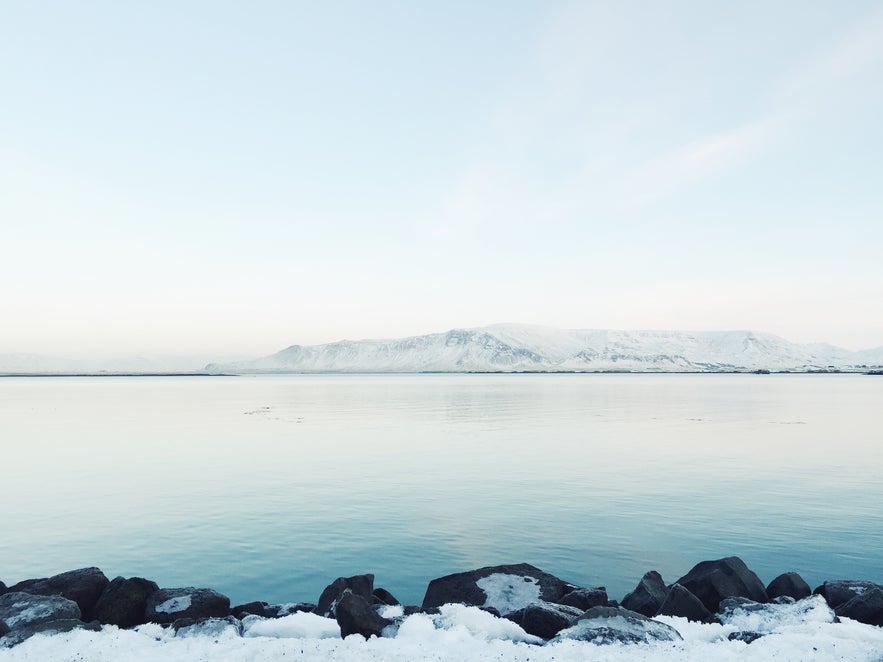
[206,324,883,373]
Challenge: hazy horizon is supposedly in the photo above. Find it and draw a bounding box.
[3,1,882,357]
[4,322,883,367]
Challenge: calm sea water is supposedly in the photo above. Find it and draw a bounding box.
[1,374,881,606]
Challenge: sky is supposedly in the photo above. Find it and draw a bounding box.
[2,0,882,359]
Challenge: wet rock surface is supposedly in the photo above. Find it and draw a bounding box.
[0,592,81,630]
[675,556,768,612]
[7,568,109,619]
[766,572,811,601]
[815,580,883,610]
[144,587,230,625]
[1,619,101,647]
[656,583,713,622]
[504,602,583,639]
[334,589,391,639]
[422,563,578,613]
[834,586,883,626]
[93,576,159,628]
[556,587,608,611]
[315,574,375,618]
[621,571,668,617]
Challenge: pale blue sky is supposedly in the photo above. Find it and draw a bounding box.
[2,1,882,357]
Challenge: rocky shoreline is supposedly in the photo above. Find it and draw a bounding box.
[2,557,882,649]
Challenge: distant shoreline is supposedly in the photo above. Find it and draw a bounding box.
[1,370,880,378]
[0,372,232,378]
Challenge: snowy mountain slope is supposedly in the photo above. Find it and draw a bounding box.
[207,325,883,373]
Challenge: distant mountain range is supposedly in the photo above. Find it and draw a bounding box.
[205,324,883,374]
[0,353,218,375]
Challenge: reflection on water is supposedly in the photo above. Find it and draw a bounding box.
[1,374,881,605]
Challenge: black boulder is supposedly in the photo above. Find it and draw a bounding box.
[315,574,375,618]
[656,583,712,622]
[766,573,811,601]
[93,576,159,628]
[675,557,768,613]
[621,571,668,617]
[7,567,109,619]
[335,589,390,639]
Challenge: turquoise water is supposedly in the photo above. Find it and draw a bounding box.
[1,373,881,606]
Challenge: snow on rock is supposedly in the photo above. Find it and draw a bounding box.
[551,606,682,645]
[154,595,192,615]
[144,588,230,624]
[378,605,404,619]
[719,595,835,633]
[475,574,541,615]
[0,593,80,629]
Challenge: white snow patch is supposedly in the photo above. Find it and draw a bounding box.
[475,573,540,614]
[720,594,835,633]
[154,595,192,614]
[433,604,542,644]
[243,612,340,639]
[175,618,240,639]
[379,605,404,619]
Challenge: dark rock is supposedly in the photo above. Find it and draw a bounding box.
[550,605,682,645]
[0,619,8,637]
[607,599,620,607]
[728,630,764,644]
[478,606,501,617]
[7,567,109,619]
[557,587,608,611]
[0,581,6,596]
[766,573,811,601]
[173,615,242,637]
[657,583,713,622]
[231,601,272,619]
[771,596,796,605]
[0,592,81,629]
[834,587,883,626]
[335,589,390,639]
[675,557,768,613]
[1,619,100,647]
[621,571,668,617]
[316,574,375,618]
[718,596,762,615]
[93,576,159,628]
[403,606,423,616]
[504,602,583,640]
[144,587,230,625]
[372,588,400,606]
[422,563,579,614]
[814,580,883,609]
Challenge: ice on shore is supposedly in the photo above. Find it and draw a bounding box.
[2,599,883,661]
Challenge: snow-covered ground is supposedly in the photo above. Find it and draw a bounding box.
[2,600,882,662]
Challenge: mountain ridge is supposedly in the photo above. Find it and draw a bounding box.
[205,324,883,374]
